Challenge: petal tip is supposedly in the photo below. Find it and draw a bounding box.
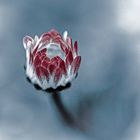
[23,35,33,50]
[63,30,68,42]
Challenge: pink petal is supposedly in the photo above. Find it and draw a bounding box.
[66,37,72,47]
[71,56,81,74]
[49,29,60,37]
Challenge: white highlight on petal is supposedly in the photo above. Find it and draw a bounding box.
[31,35,40,51]
[23,37,27,50]
[34,35,39,44]
[23,36,33,50]
[63,30,68,42]
[27,41,32,48]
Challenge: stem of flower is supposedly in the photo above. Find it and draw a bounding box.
[52,93,76,127]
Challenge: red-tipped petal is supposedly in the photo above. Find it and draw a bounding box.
[55,56,63,62]
[29,51,33,63]
[51,56,63,66]
[33,45,39,57]
[48,64,56,75]
[40,54,46,61]
[65,47,69,55]
[53,34,61,41]
[50,57,58,66]
[36,66,49,81]
[50,29,60,37]
[54,68,62,84]
[41,33,51,43]
[59,60,67,75]
[66,51,73,67]
[39,48,46,54]
[36,67,41,78]
[41,59,49,68]
[41,32,51,39]
[40,66,49,80]
[66,37,72,48]
[60,41,67,53]
[41,29,60,42]
[34,54,41,68]
[74,41,78,55]
[51,56,58,62]
[71,56,81,74]
[43,55,50,62]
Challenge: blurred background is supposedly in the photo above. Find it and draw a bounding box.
[0,0,140,139]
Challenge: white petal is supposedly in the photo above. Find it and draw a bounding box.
[23,36,33,50]
[32,35,42,51]
[63,30,68,42]
[34,35,39,43]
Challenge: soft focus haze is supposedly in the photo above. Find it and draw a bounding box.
[0,0,140,140]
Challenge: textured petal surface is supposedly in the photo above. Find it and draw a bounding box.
[23,36,33,49]
[74,41,78,56]
[71,56,81,74]
[48,64,56,75]
[23,29,81,89]
[54,67,62,84]
[66,51,73,67]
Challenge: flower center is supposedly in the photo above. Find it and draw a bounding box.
[46,43,65,60]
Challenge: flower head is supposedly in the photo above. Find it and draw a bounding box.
[23,29,81,90]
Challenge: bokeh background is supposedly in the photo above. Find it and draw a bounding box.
[0,0,140,140]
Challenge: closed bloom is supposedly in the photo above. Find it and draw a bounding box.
[23,29,81,90]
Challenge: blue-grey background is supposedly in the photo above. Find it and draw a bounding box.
[0,0,140,140]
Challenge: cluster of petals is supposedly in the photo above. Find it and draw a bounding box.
[23,29,81,90]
